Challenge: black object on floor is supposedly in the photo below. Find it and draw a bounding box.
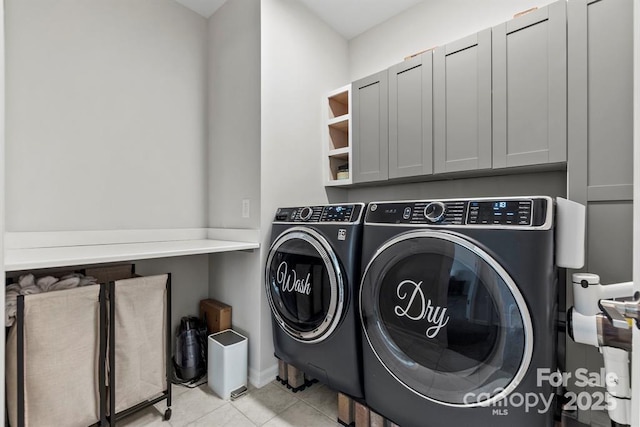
[173,316,207,382]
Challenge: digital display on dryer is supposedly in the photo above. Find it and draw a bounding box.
[467,200,532,226]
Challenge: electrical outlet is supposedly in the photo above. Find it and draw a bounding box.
[242,199,250,218]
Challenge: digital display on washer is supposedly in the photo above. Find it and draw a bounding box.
[467,200,532,226]
[320,205,353,222]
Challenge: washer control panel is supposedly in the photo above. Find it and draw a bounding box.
[366,197,550,228]
[424,201,447,223]
[274,204,363,223]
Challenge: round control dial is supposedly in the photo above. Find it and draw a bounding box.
[299,207,313,221]
[423,202,446,223]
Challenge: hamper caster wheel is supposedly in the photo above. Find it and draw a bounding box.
[164,408,172,421]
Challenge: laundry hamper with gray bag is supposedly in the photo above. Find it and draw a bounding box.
[108,273,172,423]
[6,285,104,427]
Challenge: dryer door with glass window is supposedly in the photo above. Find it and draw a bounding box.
[266,227,344,343]
[360,230,533,407]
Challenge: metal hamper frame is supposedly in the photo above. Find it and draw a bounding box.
[106,274,172,425]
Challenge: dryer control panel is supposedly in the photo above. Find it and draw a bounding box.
[366,197,552,229]
[467,200,532,226]
[274,204,364,223]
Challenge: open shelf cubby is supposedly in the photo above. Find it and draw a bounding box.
[325,84,352,186]
[328,156,350,182]
[328,91,349,118]
[328,119,349,150]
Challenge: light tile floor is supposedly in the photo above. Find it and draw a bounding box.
[118,380,341,427]
[115,381,611,427]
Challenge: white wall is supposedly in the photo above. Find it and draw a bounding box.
[2,0,210,414]
[349,0,554,81]
[208,0,261,229]
[4,0,208,232]
[208,251,268,385]
[260,0,349,378]
[261,0,349,214]
[206,0,267,387]
[0,0,6,418]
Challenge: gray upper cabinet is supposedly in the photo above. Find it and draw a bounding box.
[388,53,433,179]
[433,29,492,174]
[568,0,633,204]
[492,1,567,169]
[352,70,389,183]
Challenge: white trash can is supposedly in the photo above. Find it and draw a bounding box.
[207,329,248,400]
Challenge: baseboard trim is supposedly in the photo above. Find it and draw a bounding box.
[249,363,278,389]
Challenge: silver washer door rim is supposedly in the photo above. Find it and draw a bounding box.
[266,227,344,343]
[359,229,534,408]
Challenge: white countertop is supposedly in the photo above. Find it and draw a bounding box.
[4,229,260,271]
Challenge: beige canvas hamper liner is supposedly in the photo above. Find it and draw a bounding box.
[6,285,101,427]
[112,274,168,414]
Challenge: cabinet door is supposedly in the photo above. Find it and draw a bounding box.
[568,0,633,203]
[352,71,389,183]
[433,29,491,174]
[388,53,433,179]
[492,1,567,169]
[565,2,634,421]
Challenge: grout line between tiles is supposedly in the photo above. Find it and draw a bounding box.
[184,401,232,427]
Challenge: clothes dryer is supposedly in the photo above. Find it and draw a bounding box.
[359,196,558,426]
[265,203,364,398]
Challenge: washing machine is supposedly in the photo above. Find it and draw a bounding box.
[265,203,365,398]
[359,196,558,427]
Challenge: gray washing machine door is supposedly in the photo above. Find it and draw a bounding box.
[266,227,344,343]
[360,230,533,407]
